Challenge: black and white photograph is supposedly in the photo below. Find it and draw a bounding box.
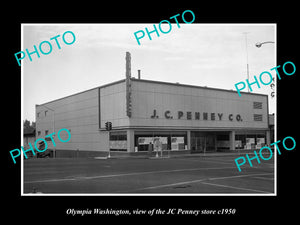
[4,4,298,221]
[21,23,276,195]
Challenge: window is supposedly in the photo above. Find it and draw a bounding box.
[254,114,263,121]
[235,133,266,150]
[135,131,187,152]
[45,130,49,135]
[37,131,41,136]
[45,110,48,116]
[110,133,127,141]
[37,112,40,118]
[109,132,127,151]
[253,102,262,109]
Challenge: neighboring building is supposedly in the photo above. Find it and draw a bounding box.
[23,127,36,158]
[35,52,270,158]
[268,113,275,143]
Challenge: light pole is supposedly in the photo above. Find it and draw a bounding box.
[255,41,275,98]
[255,41,275,48]
[243,32,250,92]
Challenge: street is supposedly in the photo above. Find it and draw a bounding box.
[23,155,274,194]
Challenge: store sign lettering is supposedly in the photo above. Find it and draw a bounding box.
[150,109,243,122]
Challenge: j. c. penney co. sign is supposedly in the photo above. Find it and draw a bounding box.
[150,109,243,122]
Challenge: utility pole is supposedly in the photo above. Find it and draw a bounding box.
[243,32,250,92]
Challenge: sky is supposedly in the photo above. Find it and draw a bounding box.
[22,23,276,122]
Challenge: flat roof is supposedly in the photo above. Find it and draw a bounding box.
[36,77,268,106]
[36,79,126,106]
[131,78,268,97]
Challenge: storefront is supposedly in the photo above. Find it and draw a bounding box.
[109,129,268,153]
[36,53,270,157]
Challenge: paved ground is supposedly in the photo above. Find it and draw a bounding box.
[23,154,275,195]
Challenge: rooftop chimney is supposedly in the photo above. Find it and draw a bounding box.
[138,70,141,79]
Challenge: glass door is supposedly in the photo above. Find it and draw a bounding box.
[191,136,206,152]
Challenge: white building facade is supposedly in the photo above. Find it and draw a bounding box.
[36,77,270,157]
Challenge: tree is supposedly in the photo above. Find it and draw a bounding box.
[23,119,31,129]
[23,119,35,131]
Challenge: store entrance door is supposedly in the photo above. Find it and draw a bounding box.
[191,132,216,153]
[191,136,206,152]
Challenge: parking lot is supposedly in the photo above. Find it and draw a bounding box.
[23,154,275,195]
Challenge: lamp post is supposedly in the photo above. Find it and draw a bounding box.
[255,41,275,48]
[243,32,250,92]
[255,41,275,98]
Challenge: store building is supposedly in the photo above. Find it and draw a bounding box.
[36,52,270,157]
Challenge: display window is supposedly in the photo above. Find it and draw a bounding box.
[134,131,187,152]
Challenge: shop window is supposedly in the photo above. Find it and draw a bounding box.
[235,135,246,149]
[245,135,256,149]
[216,134,230,151]
[135,131,187,152]
[110,134,127,141]
[109,132,127,151]
[235,133,266,150]
[171,137,185,150]
[216,134,229,141]
[256,134,266,148]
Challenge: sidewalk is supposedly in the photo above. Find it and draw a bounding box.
[95,149,266,160]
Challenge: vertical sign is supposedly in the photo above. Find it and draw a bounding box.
[98,87,101,129]
[126,52,132,117]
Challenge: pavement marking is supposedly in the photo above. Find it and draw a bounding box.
[199,181,270,193]
[133,179,207,191]
[24,177,78,184]
[207,172,273,181]
[133,172,273,192]
[177,158,274,169]
[176,158,234,165]
[204,158,237,163]
[198,159,234,165]
[24,166,237,184]
[253,176,274,180]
